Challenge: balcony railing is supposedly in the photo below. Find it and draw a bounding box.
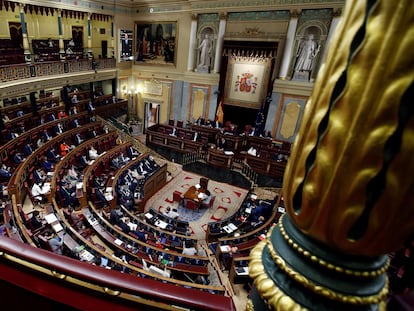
[0,58,116,83]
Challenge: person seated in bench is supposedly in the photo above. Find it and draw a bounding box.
[109,206,130,233]
[0,163,11,178]
[47,148,61,163]
[60,182,80,207]
[127,146,140,158]
[182,240,198,256]
[24,142,34,156]
[30,210,46,230]
[44,230,65,255]
[132,227,148,242]
[32,181,50,204]
[42,156,54,172]
[13,152,26,164]
[60,140,71,157]
[88,146,100,160]
[137,162,148,176]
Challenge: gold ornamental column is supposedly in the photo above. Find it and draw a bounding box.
[249,0,414,310]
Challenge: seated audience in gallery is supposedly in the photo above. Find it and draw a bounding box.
[88,146,100,160]
[80,154,92,167]
[49,113,57,122]
[127,146,140,158]
[30,210,46,230]
[8,131,19,140]
[34,168,48,184]
[57,110,67,119]
[74,133,84,146]
[13,152,26,164]
[72,118,80,128]
[182,241,198,256]
[60,140,71,157]
[47,148,61,163]
[137,162,148,176]
[132,227,148,242]
[60,182,80,207]
[109,206,130,233]
[54,122,65,135]
[31,181,50,203]
[0,164,12,179]
[24,142,34,156]
[43,129,53,141]
[41,156,54,172]
[37,137,46,148]
[63,206,84,228]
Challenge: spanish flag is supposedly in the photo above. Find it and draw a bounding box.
[216,99,224,124]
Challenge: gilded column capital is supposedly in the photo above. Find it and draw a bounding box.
[219,12,227,20]
[333,8,342,17]
[191,13,198,21]
[290,9,300,19]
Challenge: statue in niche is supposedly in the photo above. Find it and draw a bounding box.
[294,34,320,73]
[197,30,213,73]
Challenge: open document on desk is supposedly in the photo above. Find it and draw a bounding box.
[235,266,249,276]
[155,219,168,229]
[223,223,237,233]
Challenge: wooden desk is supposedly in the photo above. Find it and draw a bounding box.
[183,185,207,211]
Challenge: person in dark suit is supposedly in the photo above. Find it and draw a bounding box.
[47,148,61,162]
[42,156,53,172]
[74,133,84,146]
[54,123,64,135]
[60,182,79,207]
[0,164,11,178]
[30,210,45,230]
[217,137,228,151]
[43,129,52,141]
[24,142,34,156]
[14,152,25,164]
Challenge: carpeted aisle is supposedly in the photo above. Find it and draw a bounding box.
[144,171,249,239]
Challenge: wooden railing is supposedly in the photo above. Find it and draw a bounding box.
[0,58,116,83]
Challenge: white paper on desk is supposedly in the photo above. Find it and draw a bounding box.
[45,213,58,224]
[220,245,231,253]
[145,213,153,219]
[105,187,112,193]
[53,223,63,232]
[114,238,123,246]
[278,207,286,213]
[228,223,237,231]
[223,226,233,233]
[245,207,251,214]
[76,182,83,189]
[224,151,234,155]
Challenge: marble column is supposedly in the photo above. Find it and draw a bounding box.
[249,0,414,310]
[187,14,198,71]
[213,12,227,74]
[87,13,93,59]
[19,4,31,64]
[58,9,65,61]
[278,10,299,79]
[320,9,342,65]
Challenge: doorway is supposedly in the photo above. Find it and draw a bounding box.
[144,102,160,132]
[101,40,107,59]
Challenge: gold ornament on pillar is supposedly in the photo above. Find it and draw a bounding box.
[249,0,414,310]
[284,0,414,256]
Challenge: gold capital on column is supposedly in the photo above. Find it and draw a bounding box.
[283,0,414,256]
